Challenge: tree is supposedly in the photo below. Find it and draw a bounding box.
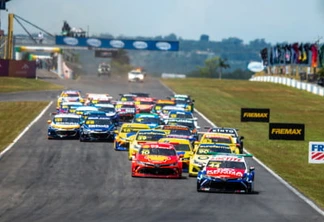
[112,49,130,65]
[218,58,230,79]
[198,57,220,78]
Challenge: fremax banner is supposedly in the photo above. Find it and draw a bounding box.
[241,108,270,122]
[309,142,324,164]
[269,123,305,141]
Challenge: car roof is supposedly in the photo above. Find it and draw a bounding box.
[168,110,192,114]
[159,138,191,144]
[95,104,115,108]
[121,123,150,128]
[140,142,175,149]
[54,114,80,118]
[210,154,245,162]
[61,102,83,105]
[75,106,98,111]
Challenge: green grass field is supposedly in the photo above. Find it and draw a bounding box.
[0,77,63,93]
[162,78,324,209]
[0,101,49,152]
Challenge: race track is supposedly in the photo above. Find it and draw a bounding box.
[0,72,323,222]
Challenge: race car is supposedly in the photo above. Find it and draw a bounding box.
[57,101,83,114]
[189,143,233,177]
[119,94,136,102]
[97,63,111,77]
[197,154,255,193]
[151,99,176,115]
[79,116,115,142]
[131,113,163,129]
[129,92,151,98]
[159,138,193,171]
[115,101,137,122]
[128,68,145,82]
[159,106,185,122]
[131,142,183,178]
[75,106,99,118]
[169,94,195,112]
[114,123,150,151]
[134,97,156,113]
[156,125,196,144]
[165,118,200,141]
[57,90,84,109]
[47,113,82,139]
[95,104,119,125]
[84,93,112,106]
[205,127,245,154]
[128,129,167,160]
[194,132,240,154]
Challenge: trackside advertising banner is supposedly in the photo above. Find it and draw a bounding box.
[56,36,180,51]
[309,142,324,164]
[269,123,305,141]
[241,108,270,122]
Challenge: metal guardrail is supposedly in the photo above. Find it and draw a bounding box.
[249,76,324,97]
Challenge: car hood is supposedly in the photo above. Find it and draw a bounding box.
[137,154,177,164]
[205,167,245,179]
[51,124,80,129]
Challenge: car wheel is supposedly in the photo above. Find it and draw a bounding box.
[197,181,201,192]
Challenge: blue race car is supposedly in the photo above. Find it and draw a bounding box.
[79,116,116,142]
[197,154,255,193]
[47,114,82,139]
[131,113,163,128]
[95,104,119,126]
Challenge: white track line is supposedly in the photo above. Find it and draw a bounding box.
[159,79,324,216]
[0,101,53,160]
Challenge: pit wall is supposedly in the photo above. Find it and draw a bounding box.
[249,76,324,97]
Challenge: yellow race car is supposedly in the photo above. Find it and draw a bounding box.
[57,90,84,109]
[114,123,150,151]
[128,129,167,160]
[159,138,193,171]
[194,132,240,154]
[189,143,235,177]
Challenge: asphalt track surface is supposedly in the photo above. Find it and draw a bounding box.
[0,71,323,222]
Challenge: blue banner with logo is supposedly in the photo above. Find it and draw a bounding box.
[55,36,179,51]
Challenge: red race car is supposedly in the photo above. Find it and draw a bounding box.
[134,97,156,113]
[131,142,183,178]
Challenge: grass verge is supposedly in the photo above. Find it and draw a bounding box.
[161,78,324,209]
[0,101,49,153]
[0,77,63,93]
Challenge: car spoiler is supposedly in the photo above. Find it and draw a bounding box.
[207,152,253,157]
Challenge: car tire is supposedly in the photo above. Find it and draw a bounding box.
[197,182,201,192]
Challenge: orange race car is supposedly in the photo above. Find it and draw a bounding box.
[131,142,183,178]
[134,97,156,113]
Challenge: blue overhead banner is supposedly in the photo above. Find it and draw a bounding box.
[55,36,179,51]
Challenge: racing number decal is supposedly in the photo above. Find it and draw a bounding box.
[198,156,209,160]
[170,114,177,118]
[141,150,150,155]
[155,106,161,110]
[198,149,209,154]
[86,120,95,124]
[116,104,122,109]
[137,135,147,141]
[121,98,127,101]
[208,162,221,168]
[55,118,62,122]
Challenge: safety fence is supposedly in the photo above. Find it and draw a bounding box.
[161,73,186,79]
[249,76,324,97]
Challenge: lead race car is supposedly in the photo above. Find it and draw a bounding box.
[131,142,183,178]
[47,113,82,139]
[197,154,255,193]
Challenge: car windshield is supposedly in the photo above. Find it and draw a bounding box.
[139,148,176,156]
[121,105,135,109]
[202,137,232,143]
[197,147,232,155]
[207,160,246,169]
[65,93,79,97]
[54,117,80,124]
[133,117,160,124]
[210,128,238,138]
[138,101,154,105]
[136,133,165,141]
[173,144,191,151]
[169,121,194,129]
[169,113,193,119]
[98,107,115,113]
[167,129,191,136]
[131,71,141,75]
[121,127,147,133]
[85,119,112,125]
[175,99,187,105]
[95,100,111,104]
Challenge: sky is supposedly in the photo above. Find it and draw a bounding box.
[1,0,324,44]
